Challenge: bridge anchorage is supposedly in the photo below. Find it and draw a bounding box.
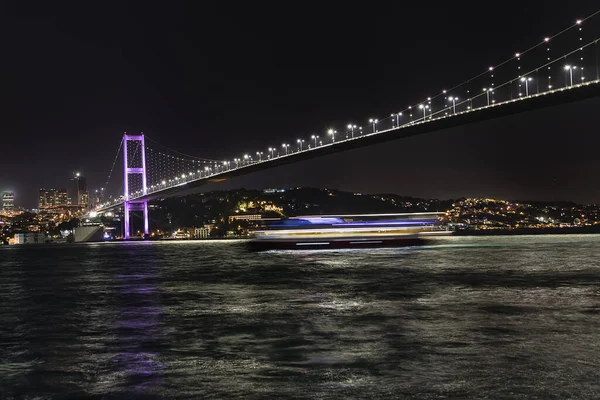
[123,133,149,239]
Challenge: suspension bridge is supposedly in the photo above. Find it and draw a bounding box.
[94,11,600,238]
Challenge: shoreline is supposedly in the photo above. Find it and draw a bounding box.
[453,226,600,236]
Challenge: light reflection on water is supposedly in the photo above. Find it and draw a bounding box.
[1,234,600,399]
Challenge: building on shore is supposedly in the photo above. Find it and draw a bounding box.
[194,225,214,238]
[13,232,49,244]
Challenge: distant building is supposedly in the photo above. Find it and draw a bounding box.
[79,191,89,207]
[93,188,105,206]
[72,173,89,206]
[56,189,68,206]
[228,214,262,223]
[38,188,69,209]
[1,191,14,210]
[263,188,286,194]
[38,188,51,208]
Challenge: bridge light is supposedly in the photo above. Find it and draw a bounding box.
[482,88,493,105]
[347,124,357,138]
[368,119,378,132]
[564,65,576,86]
[520,76,533,96]
[544,37,550,42]
[328,129,335,142]
[576,19,582,24]
[418,104,427,120]
[448,96,458,114]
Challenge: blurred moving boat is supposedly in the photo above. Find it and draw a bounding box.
[248,212,450,250]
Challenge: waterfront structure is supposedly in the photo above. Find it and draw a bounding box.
[2,191,14,211]
[13,232,48,244]
[73,225,104,242]
[194,225,213,238]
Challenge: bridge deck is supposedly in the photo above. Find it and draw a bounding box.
[97,81,600,211]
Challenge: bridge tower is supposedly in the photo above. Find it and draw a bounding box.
[123,133,149,239]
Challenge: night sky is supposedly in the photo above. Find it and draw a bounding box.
[2,2,600,208]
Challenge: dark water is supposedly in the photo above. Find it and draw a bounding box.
[1,235,599,399]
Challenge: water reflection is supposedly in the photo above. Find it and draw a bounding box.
[112,262,165,397]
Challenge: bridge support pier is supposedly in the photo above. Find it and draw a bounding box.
[123,200,148,239]
[123,133,149,239]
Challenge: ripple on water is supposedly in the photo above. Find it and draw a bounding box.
[0,235,600,398]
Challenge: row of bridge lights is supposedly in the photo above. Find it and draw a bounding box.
[196,63,583,172]
[116,64,588,203]
[99,19,590,207]
[126,62,583,200]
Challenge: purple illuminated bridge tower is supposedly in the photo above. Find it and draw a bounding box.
[123,133,149,239]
